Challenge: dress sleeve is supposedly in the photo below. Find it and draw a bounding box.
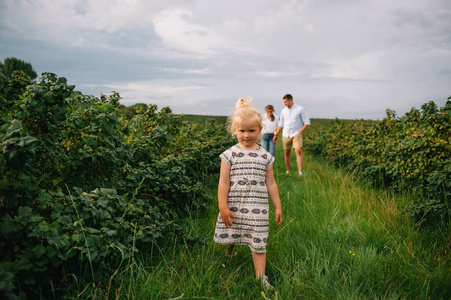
[219,148,233,165]
[266,154,275,168]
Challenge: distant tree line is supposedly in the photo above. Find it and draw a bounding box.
[0,57,37,80]
[0,57,151,120]
[117,103,148,119]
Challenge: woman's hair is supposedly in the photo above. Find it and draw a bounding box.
[265,104,275,122]
[227,97,263,136]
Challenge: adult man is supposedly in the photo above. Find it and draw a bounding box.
[273,94,310,176]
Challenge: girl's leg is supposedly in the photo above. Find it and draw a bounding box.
[253,252,274,290]
[252,252,266,278]
[226,244,235,256]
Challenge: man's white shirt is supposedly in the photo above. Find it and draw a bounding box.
[278,103,311,138]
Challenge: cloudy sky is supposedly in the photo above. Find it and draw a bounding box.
[1,0,450,119]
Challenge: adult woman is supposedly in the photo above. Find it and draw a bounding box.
[261,105,278,157]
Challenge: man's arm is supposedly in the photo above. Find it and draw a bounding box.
[299,106,310,133]
[299,123,308,135]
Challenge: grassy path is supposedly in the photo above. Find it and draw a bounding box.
[114,150,450,299]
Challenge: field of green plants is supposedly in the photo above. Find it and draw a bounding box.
[1,70,450,299]
[0,71,235,298]
[307,101,451,222]
[94,152,450,299]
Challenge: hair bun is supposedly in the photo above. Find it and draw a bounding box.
[236,97,253,109]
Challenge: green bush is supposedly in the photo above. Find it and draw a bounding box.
[307,99,451,223]
[0,72,234,298]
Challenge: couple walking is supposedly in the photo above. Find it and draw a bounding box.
[261,94,310,176]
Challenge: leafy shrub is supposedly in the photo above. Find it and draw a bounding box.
[307,98,451,223]
[0,72,234,298]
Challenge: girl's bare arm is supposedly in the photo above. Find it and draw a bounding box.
[266,165,283,225]
[218,159,235,226]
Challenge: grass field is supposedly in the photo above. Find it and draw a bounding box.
[93,127,450,299]
[77,115,449,299]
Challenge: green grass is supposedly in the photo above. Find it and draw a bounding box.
[88,125,450,299]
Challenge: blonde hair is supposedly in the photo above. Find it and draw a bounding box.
[227,97,263,136]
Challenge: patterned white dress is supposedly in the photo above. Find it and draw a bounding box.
[214,144,274,253]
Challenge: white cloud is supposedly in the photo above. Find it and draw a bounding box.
[89,82,206,94]
[164,68,211,75]
[0,0,450,119]
[314,52,389,81]
[1,0,176,49]
[152,9,231,58]
[252,0,312,35]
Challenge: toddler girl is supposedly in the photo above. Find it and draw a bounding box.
[213,97,283,290]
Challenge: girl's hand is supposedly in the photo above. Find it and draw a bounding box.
[275,208,283,226]
[220,208,236,227]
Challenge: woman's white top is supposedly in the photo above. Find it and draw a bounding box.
[262,114,279,134]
